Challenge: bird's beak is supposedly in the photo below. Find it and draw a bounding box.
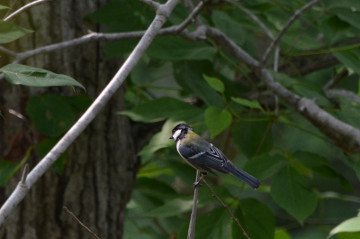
[169,136,173,139]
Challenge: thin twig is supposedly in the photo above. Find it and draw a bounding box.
[139,0,161,10]
[323,69,348,91]
[3,0,51,22]
[201,178,250,239]
[226,0,275,41]
[0,46,17,57]
[0,0,180,227]
[187,170,201,239]
[226,0,280,115]
[20,164,29,185]
[175,0,206,34]
[262,0,322,64]
[63,206,100,239]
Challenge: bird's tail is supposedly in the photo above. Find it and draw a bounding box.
[224,164,260,189]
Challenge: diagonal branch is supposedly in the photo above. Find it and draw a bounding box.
[261,0,322,64]
[206,26,360,153]
[187,170,201,239]
[201,178,250,239]
[3,0,51,22]
[0,0,180,227]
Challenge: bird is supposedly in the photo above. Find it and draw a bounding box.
[170,123,260,189]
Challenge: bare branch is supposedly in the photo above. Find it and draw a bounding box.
[323,69,348,91]
[201,178,250,239]
[63,206,100,239]
[175,0,206,34]
[0,46,17,57]
[205,26,360,153]
[20,164,29,184]
[0,0,180,226]
[3,0,51,22]
[187,171,201,239]
[327,89,360,104]
[262,0,322,64]
[226,0,275,41]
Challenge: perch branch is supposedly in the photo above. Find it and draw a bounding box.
[3,0,51,21]
[262,0,322,64]
[0,0,180,227]
[187,170,201,239]
[201,178,250,239]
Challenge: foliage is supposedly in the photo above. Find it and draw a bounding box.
[0,6,87,176]
[88,0,360,238]
[1,0,360,238]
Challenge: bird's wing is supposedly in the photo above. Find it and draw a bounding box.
[179,141,228,174]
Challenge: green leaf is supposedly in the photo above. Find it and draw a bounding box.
[35,138,67,175]
[0,148,31,186]
[211,10,246,45]
[120,97,203,123]
[329,213,360,238]
[231,97,263,111]
[0,5,9,10]
[205,106,232,138]
[232,120,273,158]
[146,198,193,217]
[333,51,360,76]
[233,199,275,239]
[0,20,33,44]
[148,36,217,61]
[138,120,177,162]
[26,94,78,137]
[336,9,360,30]
[244,153,286,180]
[271,166,318,224]
[203,74,225,93]
[1,64,85,90]
[275,228,291,239]
[173,61,224,107]
[131,60,172,85]
[191,208,231,239]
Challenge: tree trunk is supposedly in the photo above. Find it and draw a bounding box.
[0,0,138,238]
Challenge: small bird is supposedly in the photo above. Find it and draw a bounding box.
[170,123,260,189]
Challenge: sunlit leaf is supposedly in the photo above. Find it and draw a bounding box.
[205,106,232,138]
[1,64,85,89]
[329,213,360,238]
[0,20,32,44]
[203,74,225,93]
[231,97,263,111]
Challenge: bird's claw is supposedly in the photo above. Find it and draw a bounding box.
[193,181,203,188]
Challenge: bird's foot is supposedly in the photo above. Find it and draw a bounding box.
[193,181,203,188]
[193,173,205,188]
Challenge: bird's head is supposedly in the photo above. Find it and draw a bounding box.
[170,123,193,142]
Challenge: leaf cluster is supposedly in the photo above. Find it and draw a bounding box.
[85,0,360,238]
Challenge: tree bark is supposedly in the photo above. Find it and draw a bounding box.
[0,0,138,238]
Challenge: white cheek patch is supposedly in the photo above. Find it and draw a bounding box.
[172,129,182,141]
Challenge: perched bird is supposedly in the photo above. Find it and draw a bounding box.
[170,123,260,189]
